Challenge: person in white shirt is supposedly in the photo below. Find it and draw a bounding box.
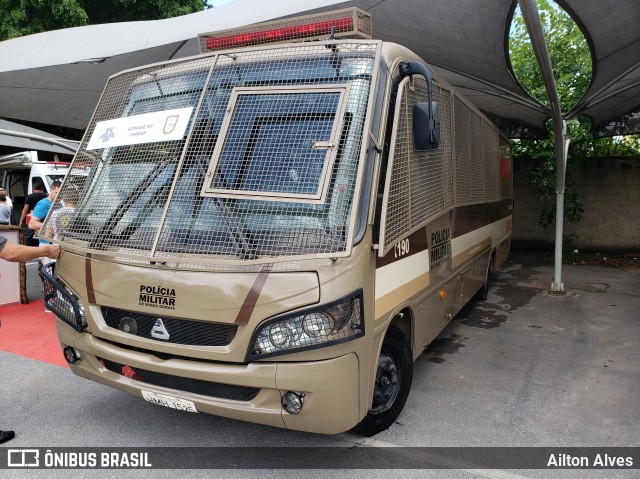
[0,187,12,209]
[0,191,11,225]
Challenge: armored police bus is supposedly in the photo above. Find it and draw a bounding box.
[41,8,512,436]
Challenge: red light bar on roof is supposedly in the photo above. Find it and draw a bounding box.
[204,18,353,51]
[198,7,372,53]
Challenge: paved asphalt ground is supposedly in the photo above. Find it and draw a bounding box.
[1,253,638,478]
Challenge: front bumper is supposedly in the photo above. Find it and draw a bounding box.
[57,320,361,434]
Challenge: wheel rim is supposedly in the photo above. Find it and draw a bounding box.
[370,347,401,415]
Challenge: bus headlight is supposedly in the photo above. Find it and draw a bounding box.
[269,324,294,349]
[248,290,364,360]
[302,312,333,338]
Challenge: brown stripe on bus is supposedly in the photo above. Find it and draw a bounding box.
[234,263,273,325]
[376,227,429,268]
[85,254,96,304]
[452,199,513,238]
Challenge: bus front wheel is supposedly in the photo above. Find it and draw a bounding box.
[352,325,413,437]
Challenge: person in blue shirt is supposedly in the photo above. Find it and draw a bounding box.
[28,180,62,312]
[28,180,62,247]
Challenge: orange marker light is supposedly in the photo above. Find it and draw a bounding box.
[439,290,447,300]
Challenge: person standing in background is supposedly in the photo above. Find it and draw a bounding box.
[19,181,48,246]
[0,192,11,225]
[45,187,78,241]
[0,187,12,209]
[28,180,62,312]
[28,180,61,248]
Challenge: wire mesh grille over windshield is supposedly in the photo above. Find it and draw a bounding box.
[44,43,377,266]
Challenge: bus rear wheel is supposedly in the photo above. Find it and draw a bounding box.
[352,325,413,437]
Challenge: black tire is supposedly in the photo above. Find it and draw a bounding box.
[352,325,413,437]
[474,253,494,301]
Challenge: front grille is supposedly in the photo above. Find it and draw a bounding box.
[99,358,260,401]
[99,338,243,364]
[101,307,237,346]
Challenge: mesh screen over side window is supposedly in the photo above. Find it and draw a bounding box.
[379,77,453,256]
[453,96,500,206]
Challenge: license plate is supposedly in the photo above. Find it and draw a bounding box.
[141,390,198,413]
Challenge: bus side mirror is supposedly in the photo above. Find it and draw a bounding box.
[413,101,440,150]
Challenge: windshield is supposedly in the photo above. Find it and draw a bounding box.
[49,42,377,262]
[46,174,66,187]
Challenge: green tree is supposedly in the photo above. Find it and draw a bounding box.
[510,0,591,112]
[0,0,206,41]
[81,0,206,25]
[509,0,639,228]
[0,0,87,40]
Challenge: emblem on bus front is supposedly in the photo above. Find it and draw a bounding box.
[151,318,170,340]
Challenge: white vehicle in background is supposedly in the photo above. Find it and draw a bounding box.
[0,150,71,224]
[0,150,70,190]
[0,150,88,225]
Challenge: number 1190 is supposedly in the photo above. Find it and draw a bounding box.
[394,238,410,258]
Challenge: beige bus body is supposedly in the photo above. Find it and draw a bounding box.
[43,38,512,436]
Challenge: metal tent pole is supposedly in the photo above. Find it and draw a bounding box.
[0,129,79,153]
[551,122,571,292]
[517,0,568,293]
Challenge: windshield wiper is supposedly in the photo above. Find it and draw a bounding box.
[209,168,257,260]
[90,156,174,250]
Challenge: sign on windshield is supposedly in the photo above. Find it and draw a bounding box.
[86,107,194,150]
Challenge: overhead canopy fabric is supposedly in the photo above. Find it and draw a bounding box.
[0,0,637,137]
[559,0,640,135]
[311,0,640,137]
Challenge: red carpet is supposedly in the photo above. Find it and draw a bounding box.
[0,300,68,368]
